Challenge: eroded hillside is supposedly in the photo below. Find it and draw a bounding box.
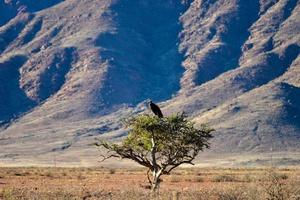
[0,0,299,166]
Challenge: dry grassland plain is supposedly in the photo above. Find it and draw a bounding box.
[0,167,299,199]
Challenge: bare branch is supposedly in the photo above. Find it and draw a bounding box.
[98,154,119,162]
[165,160,195,174]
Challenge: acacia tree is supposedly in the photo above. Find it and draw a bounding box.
[95,113,214,191]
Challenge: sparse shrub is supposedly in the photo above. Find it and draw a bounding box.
[2,188,14,200]
[193,176,204,182]
[1,187,75,200]
[243,184,261,200]
[62,172,67,176]
[216,187,247,200]
[212,174,237,182]
[176,190,215,200]
[14,172,26,176]
[242,174,252,182]
[184,176,204,182]
[169,175,182,182]
[277,173,288,180]
[77,173,85,180]
[172,171,183,175]
[109,169,116,174]
[104,175,111,179]
[45,172,54,178]
[261,170,291,200]
[53,190,74,200]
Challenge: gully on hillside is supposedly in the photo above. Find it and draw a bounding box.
[96,0,190,107]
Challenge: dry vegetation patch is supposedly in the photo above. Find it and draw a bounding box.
[0,167,299,199]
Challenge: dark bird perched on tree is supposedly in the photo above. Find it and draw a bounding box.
[148,100,163,118]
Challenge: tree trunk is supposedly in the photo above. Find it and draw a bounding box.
[151,173,160,192]
[150,136,162,192]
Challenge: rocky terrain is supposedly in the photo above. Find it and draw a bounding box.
[0,0,299,166]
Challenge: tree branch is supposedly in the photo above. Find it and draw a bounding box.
[147,168,152,185]
[98,154,120,162]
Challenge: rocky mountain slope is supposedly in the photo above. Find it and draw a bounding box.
[0,0,299,166]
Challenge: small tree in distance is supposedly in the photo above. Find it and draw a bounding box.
[95,113,214,192]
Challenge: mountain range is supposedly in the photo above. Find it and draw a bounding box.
[0,0,299,166]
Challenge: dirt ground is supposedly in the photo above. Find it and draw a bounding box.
[0,167,299,199]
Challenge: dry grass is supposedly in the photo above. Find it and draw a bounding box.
[212,174,237,182]
[0,167,299,199]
